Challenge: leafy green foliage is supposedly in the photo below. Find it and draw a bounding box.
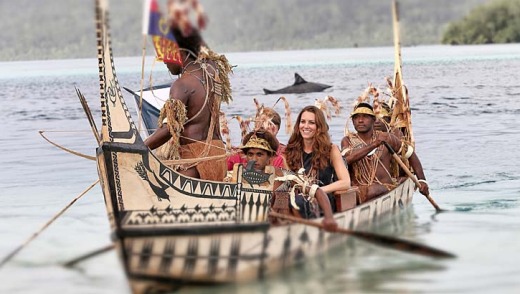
[442,0,520,44]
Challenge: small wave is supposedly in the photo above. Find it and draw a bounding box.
[455,198,518,212]
[440,96,473,101]
[431,102,458,108]
[7,113,84,121]
[442,180,497,189]
[454,207,473,212]
[433,85,451,89]
[6,107,86,121]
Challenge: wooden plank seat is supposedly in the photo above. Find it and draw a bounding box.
[333,187,359,212]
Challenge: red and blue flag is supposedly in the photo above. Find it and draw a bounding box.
[142,0,182,66]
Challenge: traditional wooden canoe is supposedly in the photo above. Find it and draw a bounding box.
[94,0,416,293]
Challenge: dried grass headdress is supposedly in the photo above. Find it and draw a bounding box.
[239,136,276,155]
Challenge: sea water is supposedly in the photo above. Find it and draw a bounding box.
[1,44,519,293]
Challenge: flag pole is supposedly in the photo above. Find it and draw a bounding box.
[138,36,147,135]
[138,0,152,136]
[391,0,414,146]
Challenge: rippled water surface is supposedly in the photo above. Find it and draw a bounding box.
[1,44,519,293]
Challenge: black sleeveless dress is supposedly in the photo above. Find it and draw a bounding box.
[302,151,337,212]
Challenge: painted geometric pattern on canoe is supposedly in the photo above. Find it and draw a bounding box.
[276,226,326,268]
[238,188,272,223]
[159,167,237,199]
[96,2,137,143]
[125,234,267,280]
[113,153,125,211]
[122,204,237,226]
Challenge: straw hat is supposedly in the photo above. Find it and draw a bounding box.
[350,102,375,117]
[239,136,276,155]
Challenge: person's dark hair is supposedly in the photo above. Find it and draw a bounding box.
[355,102,374,111]
[351,102,376,119]
[381,102,391,113]
[285,105,332,172]
[171,27,206,57]
[242,128,279,156]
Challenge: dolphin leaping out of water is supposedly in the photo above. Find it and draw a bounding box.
[263,73,332,95]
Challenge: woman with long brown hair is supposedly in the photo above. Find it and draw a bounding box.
[285,105,351,212]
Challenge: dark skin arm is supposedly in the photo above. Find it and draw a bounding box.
[341,132,399,164]
[145,125,171,150]
[408,151,430,196]
[341,137,379,164]
[314,188,338,232]
[144,79,190,150]
[300,184,337,232]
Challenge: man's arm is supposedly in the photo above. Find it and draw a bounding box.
[341,132,398,165]
[408,151,429,196]
[313,187,338,232]
[145,126,171,150]
[341,136,380,165]
[144,79,189,150]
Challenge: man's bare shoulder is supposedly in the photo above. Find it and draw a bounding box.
[340,134,353,148]
[169,78,190,103]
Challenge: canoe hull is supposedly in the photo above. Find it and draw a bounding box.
[97,141,414,292]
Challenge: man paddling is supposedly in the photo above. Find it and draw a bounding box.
[341,102,429,203]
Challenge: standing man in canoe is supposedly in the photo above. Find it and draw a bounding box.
[341,102,429,203]
[145,4,233,181]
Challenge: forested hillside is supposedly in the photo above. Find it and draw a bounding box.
[0,0,490,61]
[442,0,520,44]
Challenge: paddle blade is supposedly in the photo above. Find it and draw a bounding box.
[339,228,456,259]
[269,211,455,259]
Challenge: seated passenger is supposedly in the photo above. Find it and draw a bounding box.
[227,107,286,170]
[284,105,351,212]
[374,101,403,139]
[239,129,337,231]
[341,102,429,203]
[239,129,280,173]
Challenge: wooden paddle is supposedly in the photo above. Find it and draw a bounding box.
[63,244,115,267]
[382,141,444,212]
[0,180,99,269]
[270,211,455,259]
[75,87,101,145]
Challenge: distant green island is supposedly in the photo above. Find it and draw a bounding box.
[0,0,504,62]
[442,0,520,44]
